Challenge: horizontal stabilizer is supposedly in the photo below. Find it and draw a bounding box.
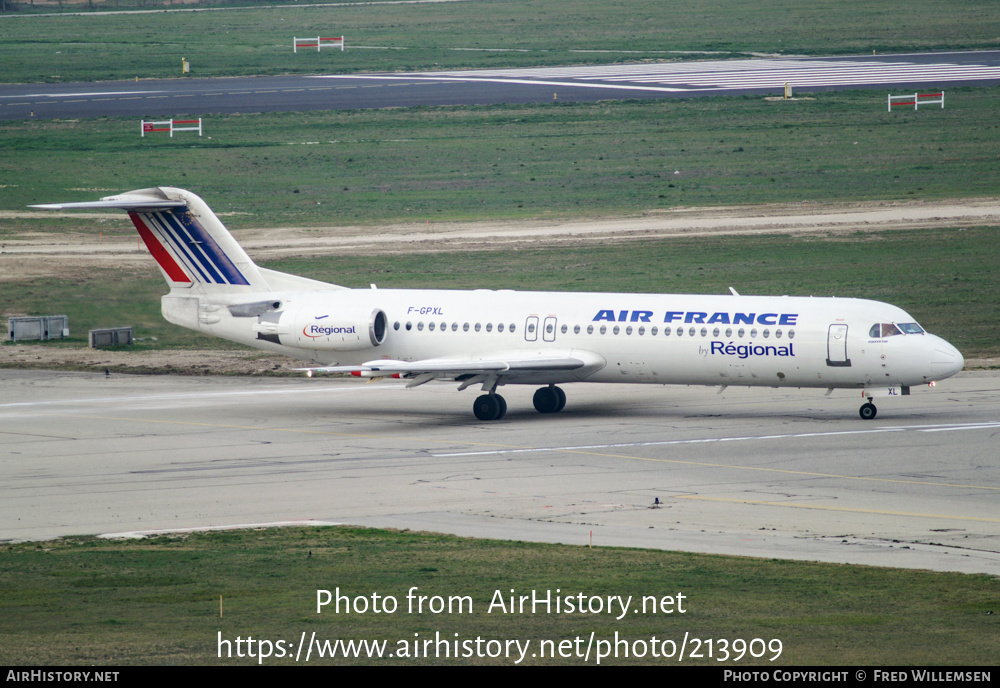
[31,187,187,212]
[30,199,186,211]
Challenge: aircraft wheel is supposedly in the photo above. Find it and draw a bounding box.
[553,386,567,412]
[533,386,564,414]
[496,394,507,420]
[474,394,506,421]
[859,402,877,420]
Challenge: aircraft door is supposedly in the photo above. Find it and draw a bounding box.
[524,315,539,342]
[826,324,851,367]
[543,316,557,342]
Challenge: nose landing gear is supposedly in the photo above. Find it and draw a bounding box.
[859,399,878,420]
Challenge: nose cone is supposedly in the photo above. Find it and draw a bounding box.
[930,336,964,380]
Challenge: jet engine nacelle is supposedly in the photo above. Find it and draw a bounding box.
[260,307,388,351]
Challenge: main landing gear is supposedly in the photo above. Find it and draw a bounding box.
[859,399,878,420]
[533,385,567,414]
[473,393,507,421]
[471,385,568,421]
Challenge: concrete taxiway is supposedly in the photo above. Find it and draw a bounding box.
[1,369,997,574]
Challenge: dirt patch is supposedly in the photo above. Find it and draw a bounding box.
[5,197,1000,283]
[0,344,302,376]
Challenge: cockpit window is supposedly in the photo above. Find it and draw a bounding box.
[870,322,923,338]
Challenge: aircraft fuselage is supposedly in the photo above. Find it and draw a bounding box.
[174,287,963,393]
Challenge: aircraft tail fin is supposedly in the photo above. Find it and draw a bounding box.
[33,187,267,291]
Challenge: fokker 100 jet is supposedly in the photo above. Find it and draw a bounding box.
[34,187,965,421]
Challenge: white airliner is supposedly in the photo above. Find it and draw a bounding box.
[34,187,965,421]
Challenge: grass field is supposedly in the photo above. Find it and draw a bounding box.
[1,526,996,665]
[3,0,1000,83]
[4,89,1000,229]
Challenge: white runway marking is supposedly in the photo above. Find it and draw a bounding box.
[314,75,686,93]
[0,91,165,98]
[401,57,1000,92]
[432,421,1000,457]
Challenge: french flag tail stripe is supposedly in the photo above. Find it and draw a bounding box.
[131,207,251,286]
[142,210,214,283]
[160,209,250,286]
[155,210,227,284]
[129,211,192,284]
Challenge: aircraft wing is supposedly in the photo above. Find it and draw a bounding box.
[302,350,606,389]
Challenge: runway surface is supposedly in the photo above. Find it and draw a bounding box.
[3,51,1000,120]
[2,369,998,574]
